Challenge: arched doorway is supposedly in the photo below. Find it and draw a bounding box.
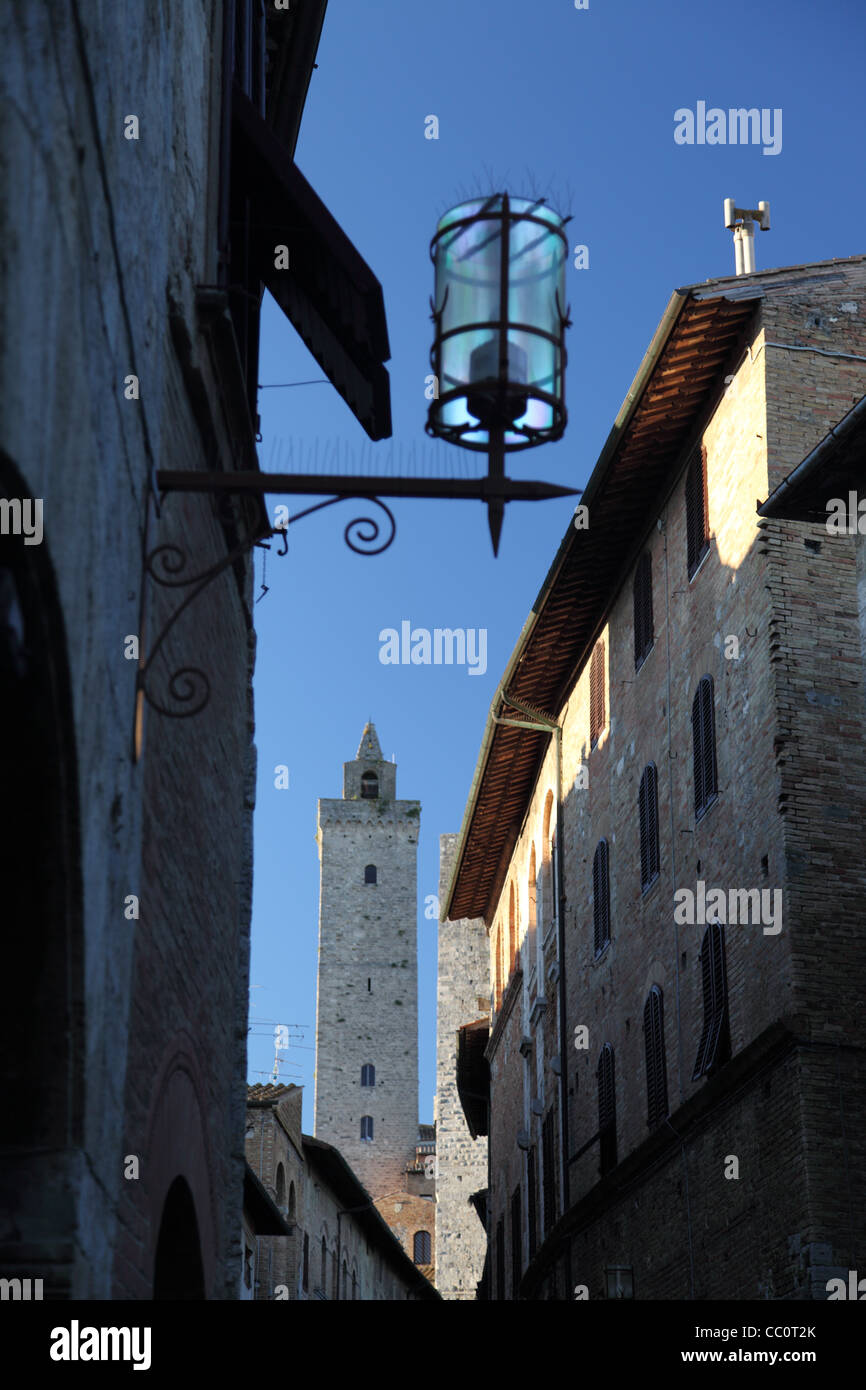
[153,1177,206,1299]
[0,449,84,1294]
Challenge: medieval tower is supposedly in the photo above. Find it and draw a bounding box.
[313,723,421,1199]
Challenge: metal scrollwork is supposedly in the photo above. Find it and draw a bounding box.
[137,491,393,730]
[139,528,280,720]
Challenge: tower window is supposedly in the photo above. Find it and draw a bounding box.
[638,763,660,891]
[589,639,606,747]
[692,675,718,819]
[367,978,372,992]
[633,551,654,669]
[360,1115,374,1141]
[686,444,710,578]
[364,863,377,884]
[592,838,611,955]
[302,1233,309,1292]
[692,923,731,1080]
[643,986,668,1127]
[413,1230,431,1264]
[597,1043,617,1175]
[361,771,378,799]
[361,1063,375,1087]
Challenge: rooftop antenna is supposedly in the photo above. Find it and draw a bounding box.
[723,198,770,275]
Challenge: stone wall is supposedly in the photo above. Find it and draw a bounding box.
[0,0,256,1299]
[435,834,489,1299]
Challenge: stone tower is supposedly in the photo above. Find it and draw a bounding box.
[435,834,489,1298]
[314,723,420,1198]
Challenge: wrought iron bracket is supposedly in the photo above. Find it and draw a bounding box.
[133,482,404,757]
[134,468,579,756]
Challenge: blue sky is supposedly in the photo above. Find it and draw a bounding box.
[246,0,866,1126]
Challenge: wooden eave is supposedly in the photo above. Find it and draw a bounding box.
[446,288,759,925]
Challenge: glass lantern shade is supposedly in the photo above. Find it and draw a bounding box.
[427,194,569,452]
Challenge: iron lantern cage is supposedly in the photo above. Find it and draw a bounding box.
[427,193,570,452]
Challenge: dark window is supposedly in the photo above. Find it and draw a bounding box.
[692,675,719,819]
[361,771,378,799]
[275,1162,286,1209]
[360,1115,374,1141]
[495,1216,505,1301]
[413,1230,432,1264]
[633,552,654,669]
[511,1185,522,1299]
[542,1110,556,1235]
[361,1063,375,1087]
[598,1044,617,1175]
[352,1269,358,1300]
[686,445,710,578]
[302,1233,309,1291]
[367,977,372,992]
[593,839,611,955]
[643,987,668,1127]
[638,763,660,891]
[527,1148,537,1262]
[288,1180,296,1221]
[589,639,606,746]
[692,923,731,1080]
[321,1237,327,1293]
[364,863,377,884]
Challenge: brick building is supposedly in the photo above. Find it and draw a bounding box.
[245,1085,438,1300]
[444,255,866,1300]
[0,1,390,1298]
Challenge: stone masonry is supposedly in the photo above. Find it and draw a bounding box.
[435,834,489,1299]
[314,724,420,1200]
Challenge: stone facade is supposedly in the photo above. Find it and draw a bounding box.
[453,257,866,1299]
[314,724,421,1200]
[435,834,489,1299]
[0,0,258,1299]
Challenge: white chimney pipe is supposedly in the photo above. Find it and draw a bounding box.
[724,198,770,274]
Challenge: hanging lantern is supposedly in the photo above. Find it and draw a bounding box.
[427,193,569,453]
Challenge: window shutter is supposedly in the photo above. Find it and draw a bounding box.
[639,763,660,890]
[692,676,718,818]
[686,445,710,578]
[589,640,605,746]
[643,987,668,1126]
[542,1110,556,1234]
[495,1217,506,1300]
[511,1186,522,1299]
[597,1045,617,1174]
[633,553,654,668]
[692,923,730,1079]
[527,1148,537,1261]
[593,839,611,954]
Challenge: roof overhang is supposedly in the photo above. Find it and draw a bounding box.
[444,283,761,923]
[456,1018,491,1138]
[757,393,866,522]
[265,0,329,158]
[232,86,392,441]
[243,1163,292,1236]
